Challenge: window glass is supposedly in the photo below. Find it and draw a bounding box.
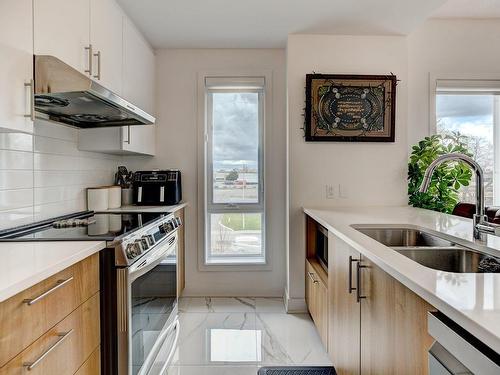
[205,82,265,265]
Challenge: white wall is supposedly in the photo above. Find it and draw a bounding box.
[286,34,409,310]
[0,120,120,229]
[408,19,500,146]
[125,49,287,297]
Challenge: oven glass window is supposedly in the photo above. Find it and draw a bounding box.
[131,250,177,374]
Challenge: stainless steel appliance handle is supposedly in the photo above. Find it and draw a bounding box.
[158,319,180,374]
[23,329,73,370]
[24,79,35,121]
[23,277,74,305]
[84,44,93,75]
[93,50,101,80]
[348,256,359,294]
[139,318,180,375]
[128,235,177,282]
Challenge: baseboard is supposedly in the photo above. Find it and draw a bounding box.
[284,288,307,313]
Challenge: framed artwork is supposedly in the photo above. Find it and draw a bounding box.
[304,74,397,142]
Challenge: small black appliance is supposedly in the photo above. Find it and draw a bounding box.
[133,170,182,205]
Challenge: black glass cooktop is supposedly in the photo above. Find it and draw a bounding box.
[0,211,165,241]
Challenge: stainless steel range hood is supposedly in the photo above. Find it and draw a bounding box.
[34,55,155,128]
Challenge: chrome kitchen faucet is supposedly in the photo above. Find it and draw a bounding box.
[419,152,500,240]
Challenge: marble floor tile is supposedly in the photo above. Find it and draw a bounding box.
[166,365,259,375]
[255,313,332,366]
[179,297,257,313]
[254,298,286,313]
[171,312,260,366]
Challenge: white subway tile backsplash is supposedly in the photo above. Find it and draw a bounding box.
[34,119,77,141]
[34,185,85,206]
[34,199,87,222]
[34,135,79,156]
[0,121,121,230]
[0,189,33,211]
[0,170,33,190]
[0,150,33,170]
[0,206,33,230]
[34,153,81,171]
[0,133,33,152]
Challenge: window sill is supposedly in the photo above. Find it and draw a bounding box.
[199,256,271,272]
[206,256,266,265]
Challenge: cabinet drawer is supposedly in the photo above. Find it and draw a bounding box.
[0,254,99,367]
[75,346,100,375]
[0,292,100,375]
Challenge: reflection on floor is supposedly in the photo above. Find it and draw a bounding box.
[167,297,332,375]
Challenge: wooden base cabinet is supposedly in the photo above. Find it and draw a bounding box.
[327,234,361,375]
[0,254,100,375]
[360,255,435,375]
[327,232,436,375]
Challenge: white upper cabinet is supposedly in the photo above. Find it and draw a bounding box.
[34,0,91,75]
[33,0,155,155]
[0,0,34,133]
[123,17,155,114]
[90,0,124,94]
[121,17,156,155]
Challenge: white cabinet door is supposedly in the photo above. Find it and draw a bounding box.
[0,0,34,133]
[34,0,91,75]
[90,0,123,94]
[122,17,156,155]
[34,0,90,74]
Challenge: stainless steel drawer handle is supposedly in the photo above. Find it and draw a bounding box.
[307,271,319,284]
[23,329,73,371]
[23,277,74,306]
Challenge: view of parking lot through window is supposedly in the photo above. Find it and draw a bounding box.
[206,89,264,262]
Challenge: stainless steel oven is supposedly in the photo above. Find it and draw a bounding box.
[100,213,182,375]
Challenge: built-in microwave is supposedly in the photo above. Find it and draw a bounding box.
[316,224,328,270]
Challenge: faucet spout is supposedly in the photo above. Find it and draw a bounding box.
[418,153,487,240]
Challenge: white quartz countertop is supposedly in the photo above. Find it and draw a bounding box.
[101,202,187,213]
[0,241,105,302]
[303,205,500,354]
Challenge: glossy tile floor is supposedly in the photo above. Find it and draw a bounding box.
[167,297,332,374]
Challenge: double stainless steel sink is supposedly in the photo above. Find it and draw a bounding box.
[353,226,500,273]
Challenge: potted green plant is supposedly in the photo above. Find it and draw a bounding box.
[408,133,473,213]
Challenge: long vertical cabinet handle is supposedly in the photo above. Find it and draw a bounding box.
[348,256,359,293]
[93,51,101,80]
[84,44,93,75]
[356,262,368,303]
[24,79,35,121]
[124,126,131,144]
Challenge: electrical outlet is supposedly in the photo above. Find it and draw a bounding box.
[326,184,335,199]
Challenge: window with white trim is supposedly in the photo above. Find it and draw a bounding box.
[204,77,265,264]
[435,79,500,205]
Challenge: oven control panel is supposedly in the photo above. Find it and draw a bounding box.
[116,214,182,265]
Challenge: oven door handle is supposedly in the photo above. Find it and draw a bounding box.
[128,236,177,282]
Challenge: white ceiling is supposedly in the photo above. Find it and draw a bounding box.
[432,0,500,18]
[116,0,447,49]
